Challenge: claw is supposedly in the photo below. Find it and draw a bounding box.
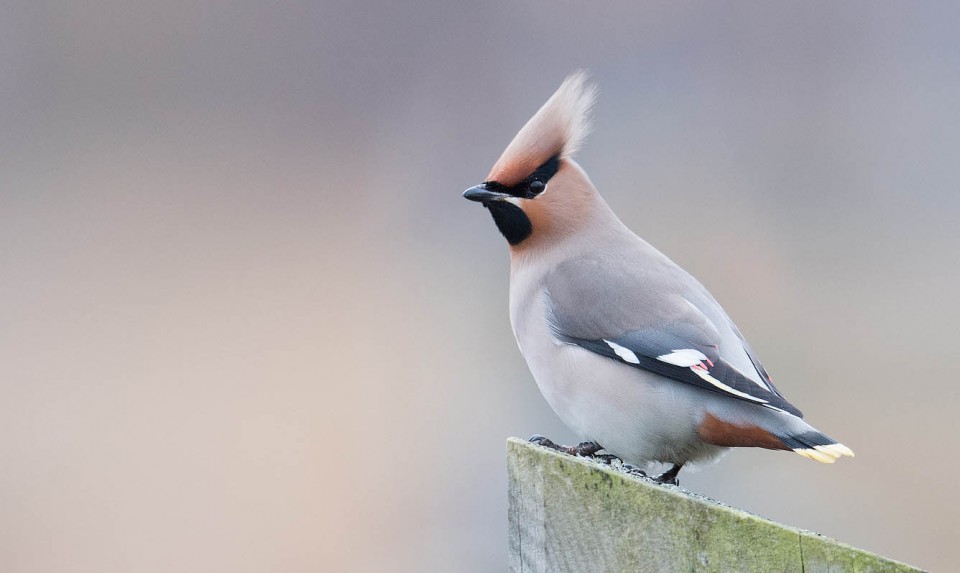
[593,453,620,465]
[528,435,561,451]
[573,441,604,457]
[653,464,682,486]
[621,463,648,478]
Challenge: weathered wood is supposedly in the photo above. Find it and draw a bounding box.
[507,437,924,573]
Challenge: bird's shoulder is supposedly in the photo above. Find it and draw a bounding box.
[544,243,707,335]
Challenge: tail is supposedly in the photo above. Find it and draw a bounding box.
[698,411,854,463]
[777,430,855,464]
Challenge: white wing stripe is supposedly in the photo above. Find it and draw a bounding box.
[682,296,773,393]
[690,367,768,403]
[615,342,770,404]
[603,339,640,364]
[657,349,708,367]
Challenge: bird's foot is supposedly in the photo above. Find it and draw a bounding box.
[592,453,621,465]
[621,463,648,478]
[652,464,682,486]
[569,441,605,457]
[528,435,610,459]
[528,434,562,451]
[528,436,680,484]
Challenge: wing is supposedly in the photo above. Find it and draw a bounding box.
[725,316,790,401]
[544,254,802,416]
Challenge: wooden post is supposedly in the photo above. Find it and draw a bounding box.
[507,437,924,573]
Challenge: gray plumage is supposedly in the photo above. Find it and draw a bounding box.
[543,247,801,416]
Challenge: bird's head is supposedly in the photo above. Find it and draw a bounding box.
[463,72,609,251]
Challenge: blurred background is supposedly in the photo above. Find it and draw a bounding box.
[2,1,958,571]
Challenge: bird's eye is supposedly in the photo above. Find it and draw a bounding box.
[527,180,545,196]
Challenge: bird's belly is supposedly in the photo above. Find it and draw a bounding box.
[513,295,725,467]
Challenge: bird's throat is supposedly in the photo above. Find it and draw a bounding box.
[487,201,533,245]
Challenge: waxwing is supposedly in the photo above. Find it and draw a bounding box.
[463,72,852,484]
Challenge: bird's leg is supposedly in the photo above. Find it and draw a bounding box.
[528,435,611,460]
[653,463,682,486]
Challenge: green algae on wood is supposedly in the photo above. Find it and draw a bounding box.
[507,437,924,573]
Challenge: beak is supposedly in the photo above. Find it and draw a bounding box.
[463,184,510,203]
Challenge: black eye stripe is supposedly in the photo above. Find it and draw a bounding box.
[526,154,560,186]
[485,154,561,199]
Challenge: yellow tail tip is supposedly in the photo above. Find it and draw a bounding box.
[829,443,855,457]
[794,448,837,463]
[815,443,855,458]
[793,442,854,463]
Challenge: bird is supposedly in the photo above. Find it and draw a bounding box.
[462,72,853,485]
